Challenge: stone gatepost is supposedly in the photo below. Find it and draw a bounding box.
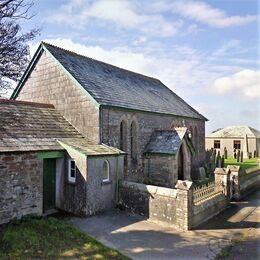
[226,165,240,200]
[214,168,231,200]
[175,180,193,230]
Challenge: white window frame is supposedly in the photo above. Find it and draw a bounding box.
[102,160,110,182]
[68,159,76,183]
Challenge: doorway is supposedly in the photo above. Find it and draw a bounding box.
[43,158,56,212]
[178,145,184,180]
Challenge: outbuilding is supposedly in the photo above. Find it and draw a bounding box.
[0,99,124,224]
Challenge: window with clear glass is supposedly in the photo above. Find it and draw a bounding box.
[68,159,76,182]
[102,160,109,182]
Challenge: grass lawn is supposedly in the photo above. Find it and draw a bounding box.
[0,216,128,259]
[224,157,259,171]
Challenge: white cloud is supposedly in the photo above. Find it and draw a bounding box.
[45,0,182,37]
[213,39,240,56]
[213,70,260,98]
[172,1,257,28]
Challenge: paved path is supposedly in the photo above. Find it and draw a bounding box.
[69,190,259,260]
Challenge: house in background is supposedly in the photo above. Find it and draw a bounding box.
[206,125,260,157]
[11,42,207,184]
[0,99,124,224]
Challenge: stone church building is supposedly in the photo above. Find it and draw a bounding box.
[1,42,207,222]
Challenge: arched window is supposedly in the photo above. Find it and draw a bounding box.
[130,121,137,161]
[120,120,127,151]
[102,160,109,182]
[194,126,198,151]
[189,126,193,141]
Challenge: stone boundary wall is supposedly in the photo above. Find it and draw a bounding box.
[231,168,260,200]
[0,152,43,225]
[192,193,228,227]
[119,179,230,230]
[119,181,192,230]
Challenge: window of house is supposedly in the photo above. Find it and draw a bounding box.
[102,160,110,182]
[233,140,241,150]
[214,140,220,149]
[68,159,76,183]
[130,121,137,161]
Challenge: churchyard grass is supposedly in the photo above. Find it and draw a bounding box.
[0,216,128,259]
[224,157,259,171]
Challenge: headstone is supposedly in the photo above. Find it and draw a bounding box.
[240,151,243,162]
[198,167,206,180]
[243,134,249,159]
[234,149,237,159]
[221,155,225,167]
[237,150,240,162]
[224,147,228,159]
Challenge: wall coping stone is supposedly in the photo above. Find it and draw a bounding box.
[174,180,193,190]
[120,181,178,198]
[214,168,230,175]
[226,165,240,173]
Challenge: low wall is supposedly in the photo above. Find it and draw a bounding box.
[120,179,229,230]
[238,169,260,199]
[192,193,228,227]
[0,152,43,225]
[230,167,260,200]
[119,181,192,230]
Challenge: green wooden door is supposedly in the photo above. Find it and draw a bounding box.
[43,159,56,212]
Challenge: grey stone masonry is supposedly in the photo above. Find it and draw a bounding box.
[119,180,193,230]
[0,152,43,224]
[101,107,205,182]
[16,51,100,143]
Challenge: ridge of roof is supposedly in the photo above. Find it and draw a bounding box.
[42,42,160,83]
[11,41,207,121]
[0,99,55,109]
[207,125,260,138]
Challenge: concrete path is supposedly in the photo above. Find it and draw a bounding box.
[69,190,259,260]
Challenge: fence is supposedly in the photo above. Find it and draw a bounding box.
[193,181,223,205]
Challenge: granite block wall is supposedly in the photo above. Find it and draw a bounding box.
[16,50,100,143]
[101,107,205,182]
[0,152,43,224]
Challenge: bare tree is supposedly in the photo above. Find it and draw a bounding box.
[0,0,39,97]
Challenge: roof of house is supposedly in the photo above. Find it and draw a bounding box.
[58,138,123,156]
[11,42,207,121]
[0,99,123,155]
[144,127,193,155]
[207,125,260,138]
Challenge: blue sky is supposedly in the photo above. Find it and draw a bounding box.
[20,0,259,133]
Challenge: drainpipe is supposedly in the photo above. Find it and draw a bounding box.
[99,106,103,144]
[115,154,120,206]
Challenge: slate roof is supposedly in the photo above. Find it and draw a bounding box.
[0,99,124,155]
[58,138,124,156]
[144,127,190,155]
[207,125,260,138]
[12,42,206,120]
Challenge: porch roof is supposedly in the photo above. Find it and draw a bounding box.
[57,138,125,156]
[144,127,189,155]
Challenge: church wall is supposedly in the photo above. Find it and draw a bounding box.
[101,107,205,182]
[16,51,100,143]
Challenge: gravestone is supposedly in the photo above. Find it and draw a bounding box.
[198,167,206,180]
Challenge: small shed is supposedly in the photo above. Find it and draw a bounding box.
[144,128,195,188]
[0,99,124,224]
